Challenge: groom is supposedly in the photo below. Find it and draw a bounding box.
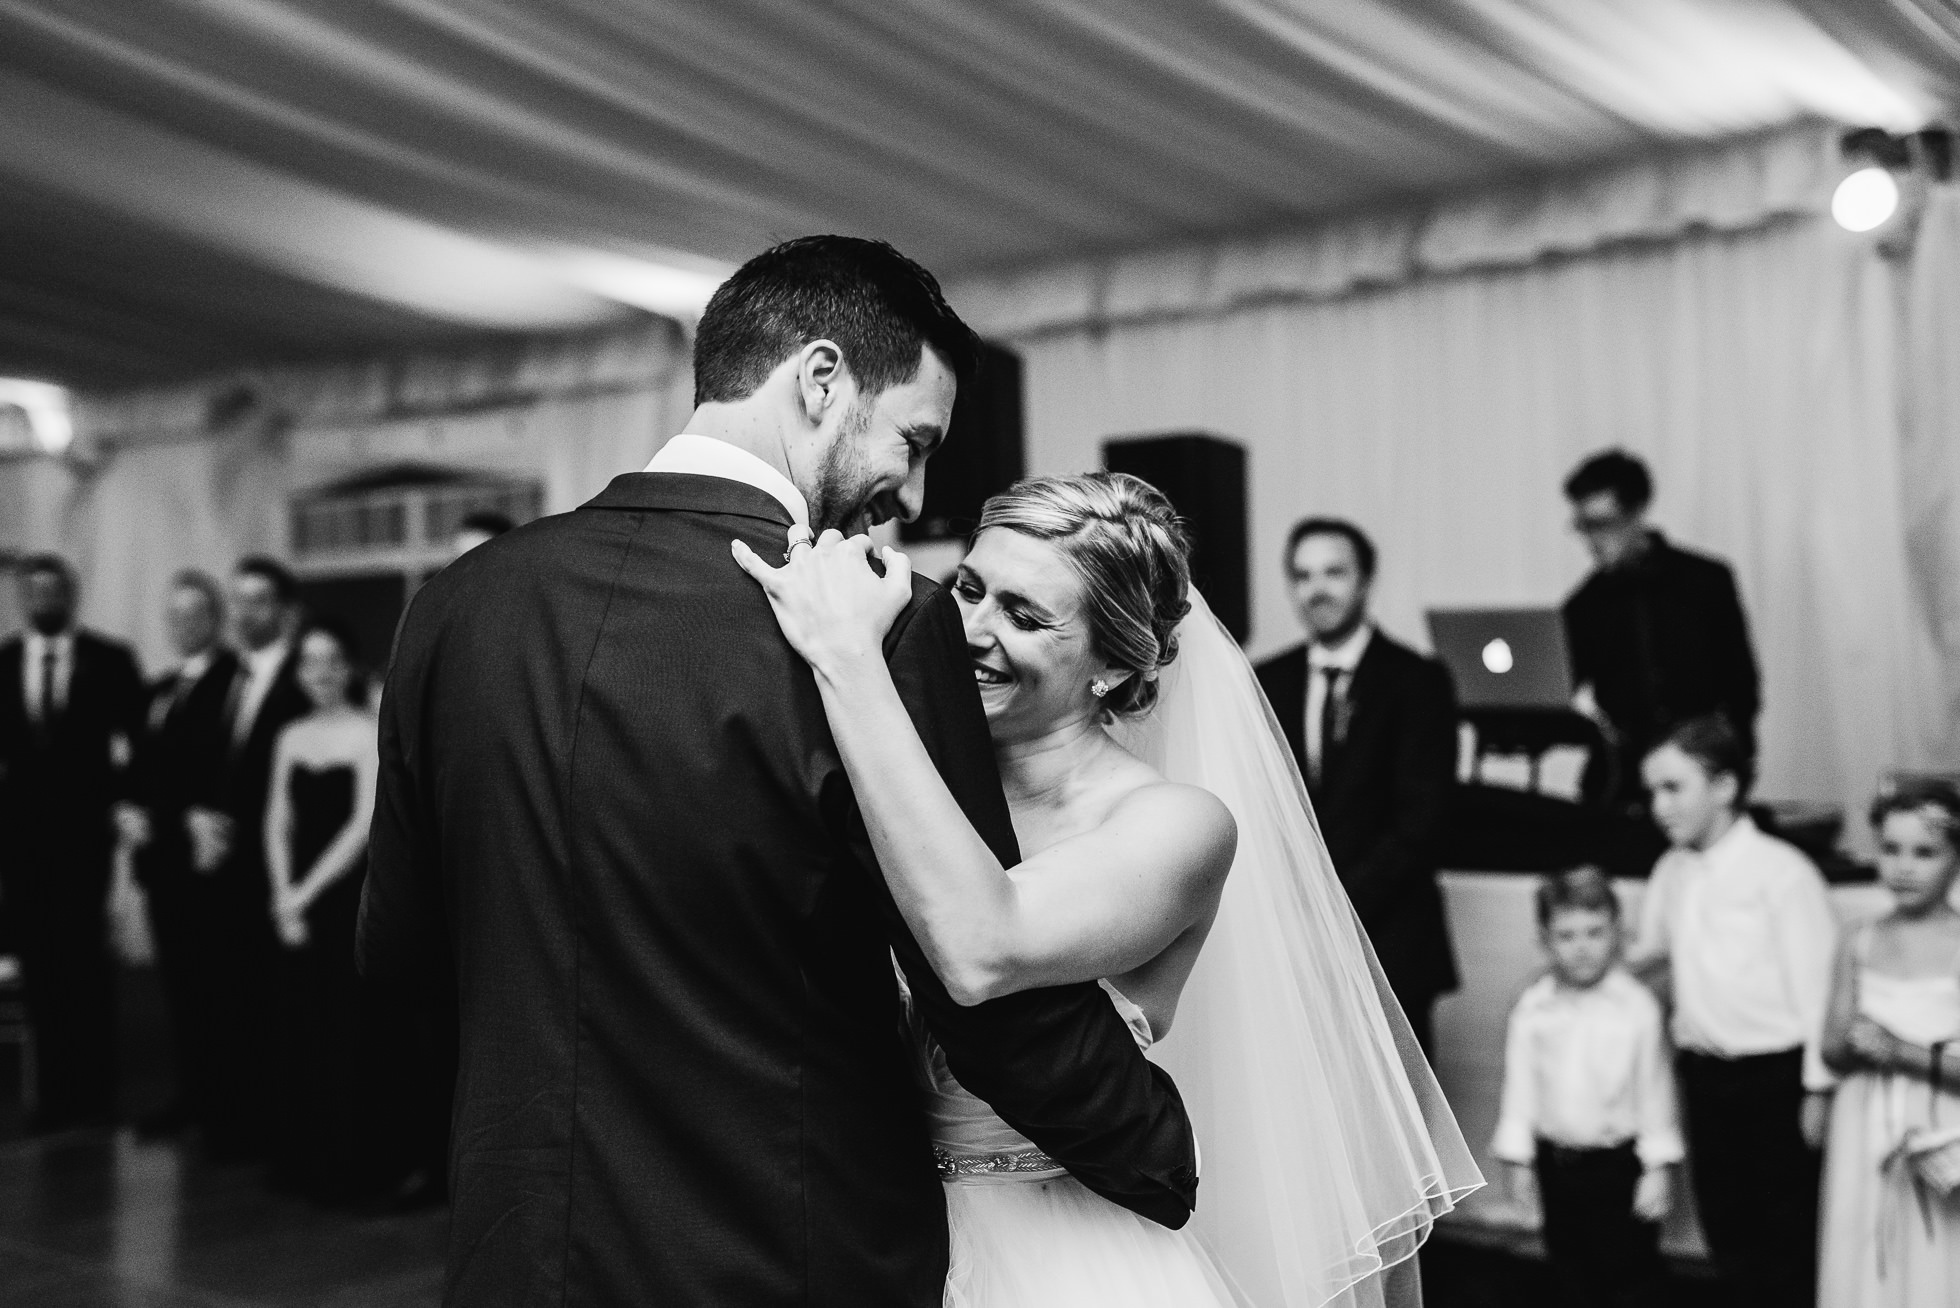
[360,236,1199,1306]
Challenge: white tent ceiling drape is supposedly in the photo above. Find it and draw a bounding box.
[2,0,1952,388]
[1902,183,1960,763]
[947,121,1853,335]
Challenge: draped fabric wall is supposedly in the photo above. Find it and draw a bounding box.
[0,319,692,672]
[996,197,1959,836]
[5,129,1954,828]
[1902,186,1960,766]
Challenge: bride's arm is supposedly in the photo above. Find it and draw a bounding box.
[829,650,1230,1002]
[734,532,1234,1005]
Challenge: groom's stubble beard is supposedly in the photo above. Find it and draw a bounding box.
[806,396,879,534]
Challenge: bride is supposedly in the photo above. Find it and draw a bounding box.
[733,472,1480,1306]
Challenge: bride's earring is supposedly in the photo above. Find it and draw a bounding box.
[1090,678,1110,699]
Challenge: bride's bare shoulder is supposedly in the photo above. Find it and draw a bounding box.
[1104,779,1237,881]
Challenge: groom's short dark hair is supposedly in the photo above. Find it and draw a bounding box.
[692,236,980,405]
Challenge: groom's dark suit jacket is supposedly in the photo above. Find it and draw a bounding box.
[360,472,1199,1307]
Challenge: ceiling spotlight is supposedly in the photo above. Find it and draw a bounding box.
[1832,167,1900,232]
[0,378,72,455]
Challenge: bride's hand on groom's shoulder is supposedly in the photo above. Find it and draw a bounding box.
[732,528,914,677]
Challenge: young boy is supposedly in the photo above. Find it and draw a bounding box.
[1629,715,1836,1308]
[1493,866,1682,1308]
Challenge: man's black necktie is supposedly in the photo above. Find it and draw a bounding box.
[1313,665,1343,788]
[161,666,197,728]
[35,647,58,742]
[222,665,247,747]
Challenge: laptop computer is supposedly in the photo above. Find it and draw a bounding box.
[1426,607,1574,710]
[1879,769,1960,799]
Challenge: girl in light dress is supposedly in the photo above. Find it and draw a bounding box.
[736,473,1481,1308]
[1819,780,1960,1306]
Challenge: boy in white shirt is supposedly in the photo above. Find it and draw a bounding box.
[1627,714,1835,1308]
[1494,866,1682,1308]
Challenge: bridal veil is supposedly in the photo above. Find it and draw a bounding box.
[1110,589,1483,1308]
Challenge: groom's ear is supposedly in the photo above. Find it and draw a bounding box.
[796,339,846,427]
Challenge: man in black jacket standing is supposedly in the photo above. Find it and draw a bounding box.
[1255,519,1459,1057]
[0,554,145,1129]
[190,556,310,1159]
[126,570,239,1138]
[1561,449,1761,794]
[360,237,1197,1307]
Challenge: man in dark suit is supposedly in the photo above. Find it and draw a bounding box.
[1561,449,1761,795]
[361,237,1197,1307]
[0,553,145,1129]
[1255,519,1459,1057]
[188,555,310,1159]
[125,570,238,1138]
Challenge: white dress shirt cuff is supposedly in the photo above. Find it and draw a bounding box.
[1489,1119,1538,1166]
[1803,1043,1840,1093]
[1634,1131,1686,1169]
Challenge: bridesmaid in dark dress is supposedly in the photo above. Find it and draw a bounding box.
[260,618,377,1200]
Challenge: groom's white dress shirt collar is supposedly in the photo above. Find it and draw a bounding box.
[645,434,811,533]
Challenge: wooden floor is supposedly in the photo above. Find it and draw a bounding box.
[0,964,1725,1306]
[0,1127,446,1308]
[0,965,444,1306]
[0,1123,1731,1308]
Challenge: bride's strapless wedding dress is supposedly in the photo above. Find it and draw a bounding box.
[887,590,1481,1307]
[913,979,1249,1308]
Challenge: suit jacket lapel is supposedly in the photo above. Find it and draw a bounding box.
[39,633,84,739]
[1340,640,1388,747]
[1270,647,1309,779]
[259,651,303,750]
[0,640,22,731]
[226,647,296,761]
[67,634,94,713]
[195,652,238,714]
[156,653,230,734]
[1323,640,1386,786]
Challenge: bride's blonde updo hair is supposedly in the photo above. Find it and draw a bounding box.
[975,472,1193,717]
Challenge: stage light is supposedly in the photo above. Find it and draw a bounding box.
[0,378,72,454]
[1481,638,1514,675]
[1832,167,1900,232]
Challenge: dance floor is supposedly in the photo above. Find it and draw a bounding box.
[0,1128,445,1308]
[0,967,1725,1306]
[0,1123,1727,1308]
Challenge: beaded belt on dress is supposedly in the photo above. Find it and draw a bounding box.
[933,1146,1062,1180]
